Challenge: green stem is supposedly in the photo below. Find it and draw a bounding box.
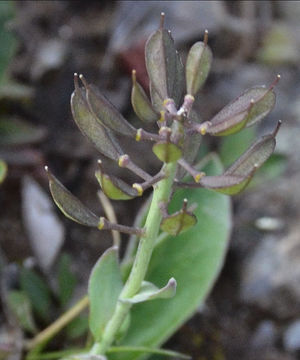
[90,162,177,355]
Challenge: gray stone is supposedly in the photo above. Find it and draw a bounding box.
[240,224,300,318]
[283,319,300,352]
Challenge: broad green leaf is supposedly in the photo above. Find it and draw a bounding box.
[95,161,138,200]
[0,159,7,184]
[131,71,158,124]
[6,290,37,333]
[186,41,212,96]
[45,167,99,227]
[145,27,184,106]
[20,268,52,322]
[203,86,276,136]
[71,75,123,161]
[86,83,136,138]
[66,315,89,340]
[160,210,197,236]
[108,346,190,359]
[57,253,77,307]
[115,156,231,360]
[152,142,182,163]
[88,247,123,341]
[120,279,176,304]
[219,127,256,168]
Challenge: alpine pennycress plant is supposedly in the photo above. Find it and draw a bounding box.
[40,13,280,360]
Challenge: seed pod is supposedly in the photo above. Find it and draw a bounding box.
[160,199,197,236]
[95,161,139,200]
[80,76,137,138]
[200,83,277,136]
[224,121,280,176]
[45,166,99,227]
[71,74,123,161]
[131,70,158,123]
[145,20,184,108]
[152,141,182,163]
[186,35,212,96]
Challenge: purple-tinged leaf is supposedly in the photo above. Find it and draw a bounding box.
[145,20,184,107]
[95,160,139,200]
[71,74,123,161]
[186,34,212,96]
[45,166,99,227]
[131,70,158,124]
[201,81,277,136]
[81,76,136,137]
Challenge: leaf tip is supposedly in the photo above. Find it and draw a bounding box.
[131,69,137,83]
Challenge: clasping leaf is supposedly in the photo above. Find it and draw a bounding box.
[88,247,123,341]
[120,278,176,304]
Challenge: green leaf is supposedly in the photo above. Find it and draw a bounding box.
[6,290,37,333]
[203,86,276,136]
[20,268,52,322]
[186,41,212,96]
[160,210,197,236]
[131,71,158,124]
[219,127,256,168]
[88,247,123,341]
[145,26,184,107]
[120,278,176,304]
[62,355,106,360]
[116,156,231,360]
[57,253,77,307]
[45,167,99,227]
[95,161,138,200]
[152,142,182,163]
[71,75,123,161]
[66,315,89,340]
[0,1,17,84]
[108,346,190,359]
[0,159,7,184]
[85,83,136,138]
[0,118,46,147]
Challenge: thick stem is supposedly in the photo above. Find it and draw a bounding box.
[90,162,177,355]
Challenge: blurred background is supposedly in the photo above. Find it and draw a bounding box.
[0,1,300,359]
